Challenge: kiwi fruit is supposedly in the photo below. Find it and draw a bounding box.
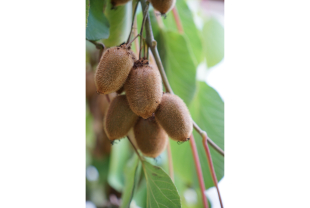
[134,116,168,158]
[125,59,162,119]
[104,95,139,141]
[111,0,131,7]
[86,70,97,100]
[150,0,176,15]
[95,44,136,94]
[155,93,193,141]
[97,93,117,117]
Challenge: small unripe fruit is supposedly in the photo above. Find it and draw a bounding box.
[97,93,117,117]
[104,95,139,141]
[111,0,131,7]
[155,93,193,141]
[134,116,168,158]
[86,70,96,100]
[150,0,176,15]
[95,44,136,94]
[125,59,162,119]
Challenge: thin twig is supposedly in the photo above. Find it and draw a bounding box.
[193,121,224,156]
[139,3,149,59]
[127,34,140,47]
[127,136,143,162]
[127,0,140,44]
[189,134,209,208]
[203,133,224,208]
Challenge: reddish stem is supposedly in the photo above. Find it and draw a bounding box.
[189,134,209,208]
[105,94,110,103]
[166,141,174,182]
[203,133,224,208]
[172,7,184,33]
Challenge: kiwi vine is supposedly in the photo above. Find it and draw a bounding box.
[86,0,224,207]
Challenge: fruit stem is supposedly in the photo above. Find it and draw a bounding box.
[127,0,140,44]
[189,134,209,208]
[127,34,140,47]
[139,2,149,60]
[127,136,143,162]
[203,133,224,208]
[172,7,184,33]
[140,0,225,157]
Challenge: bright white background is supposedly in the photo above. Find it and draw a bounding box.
[1,0,310,208]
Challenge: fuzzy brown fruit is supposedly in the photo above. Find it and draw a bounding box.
[134,116,168,158]
[104,95,139,141]
[95,44,136,94]
[155,93,193,141]
[125,59,162,119]
[111,0,131,7]
[150,0,176,15]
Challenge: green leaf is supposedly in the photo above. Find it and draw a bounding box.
[142,160,181,208]
[120,154,139,208]
[163,31,197,105]
[190,81,224,188]
[202,17,224,68]
[107,138,132,192]
[133,179,147,207]
[86,0,90,26]
[86,0,110,41]
[103,1,132,47]
[162,0,204,63]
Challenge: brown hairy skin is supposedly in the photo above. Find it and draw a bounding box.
[125,59,162,119]
[95,44,136,94]
[150,0,176,15]
[86,70,97,100]
[104,95,139,141]
[134,116,168,158]
[97,93,117,117]
[155,93,193,141]
[111,0,131,7]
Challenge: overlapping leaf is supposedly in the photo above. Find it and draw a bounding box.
[86,0,110,41]
[103,1,132,47]
[143,161,181,208]
[202,17,224,68]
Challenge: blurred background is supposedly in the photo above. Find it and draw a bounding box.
[86,0,224,207]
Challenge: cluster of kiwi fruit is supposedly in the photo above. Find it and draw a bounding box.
[111,0,175,15]
[90,0,189,159]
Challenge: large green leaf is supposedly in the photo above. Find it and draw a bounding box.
[142,161,181,208]
[163,31,197,105]
[120,154,139,208]
[103,1,132,47]
[162,0,204,63]
[86,0,110,41]
[202,17,224,68]
[190,81,224,188]
[107,138,132,192]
